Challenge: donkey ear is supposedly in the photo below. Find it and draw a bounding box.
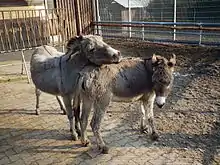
[152,54,158,64]
[168,53,176,67]
[76,35,83,40]
[66,35,83,50]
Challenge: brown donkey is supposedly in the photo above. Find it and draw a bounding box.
[74,54,176,153]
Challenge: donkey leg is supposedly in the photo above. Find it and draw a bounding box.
[91,96,110,154]
[63,96,78,141]
[56,96,66,115]
[91,105,109,154]
[80,96,92,146]
[140,102,147,133]
[143,93,159,141]
[74,104,81,137]
[35,88,41,115]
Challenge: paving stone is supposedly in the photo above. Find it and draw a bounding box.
[0,156,11,165]
[9,158,26,165]
[8,154,21,162]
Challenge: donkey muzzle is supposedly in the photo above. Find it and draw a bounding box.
[156,96,166,108]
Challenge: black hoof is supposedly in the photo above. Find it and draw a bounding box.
[71,134,78,141]
[76,130,81,137]
[101,146,109,154]
[151,132,159,141]
[35,111,40,115]
[62,110,66,115]
[140,127,149,134]
[82,140,90,147]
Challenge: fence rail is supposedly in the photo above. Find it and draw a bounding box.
[93,21,220,46]
[96,0,220,46]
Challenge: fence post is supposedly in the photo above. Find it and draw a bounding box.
[173,0,177,41]
[199,24,202,45]
[93,0,97,35]
[95,0,102,36]
[128,0,131,38]
[74,0,82,35]
[142,24,144,40]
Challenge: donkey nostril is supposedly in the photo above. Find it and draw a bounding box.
[112,54,117,58]
[117,51,121,56]
[157,103,165,108]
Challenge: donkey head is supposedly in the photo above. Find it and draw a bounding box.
[151,54,176,108]
[66,35,121,65]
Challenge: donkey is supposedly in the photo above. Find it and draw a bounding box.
[32,46,66,115]
[30,35,122,141]
[74,54,176,153]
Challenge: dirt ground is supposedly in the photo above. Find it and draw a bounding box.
[0,40,220,165]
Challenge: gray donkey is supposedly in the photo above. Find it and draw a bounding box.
[73,54,176,153]
[30,35,122,141]
[32,47,66,115]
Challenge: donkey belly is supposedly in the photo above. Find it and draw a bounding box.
[112,94,143,103]
[31,69,60,95]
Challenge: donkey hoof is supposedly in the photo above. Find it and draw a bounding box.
[151,132,159,141]
[140,127,149,134]
[81,140,90,147]
[101,146,109,154]
[71,134,78,141]
[76,130,81,137]
[62,110,66,115]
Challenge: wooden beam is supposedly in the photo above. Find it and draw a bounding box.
[74,0,82,35]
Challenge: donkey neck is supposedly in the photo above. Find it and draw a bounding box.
[59,52,97,95]
[111,59,154,99]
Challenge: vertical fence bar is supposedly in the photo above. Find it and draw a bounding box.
[66,1,71,40]
[95,0,102,35]
[39,10,46,45]
[93,0,97,34]
[45,9,53,46]
[68,0,74,37]
[44,9,50,46]
[199,24,202,45]
[52,9,59,46]
[9,11,19,51]
[128,0,131,38]
[61,9,65,51]
[74,0,82,35]
[22,10,31,49]
[51,9,55,46]
[16,10,25,74]
[142,24,144,40]
[89,0,93,34]
[2,11,12,51]
[15,11,26,50]
[27,10,37,47]
[0,31,6,52]
[173,0,177,41]
[35,10,43,46]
